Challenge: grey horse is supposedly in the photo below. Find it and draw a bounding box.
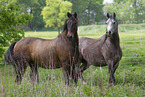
[78,13,122,85]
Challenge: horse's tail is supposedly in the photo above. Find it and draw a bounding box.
[4,41,17,64]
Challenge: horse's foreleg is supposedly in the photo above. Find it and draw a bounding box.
[108,61,115,86]
[112,62,119,84]
[113,62,119,74]
[62,64,70,86]
[72,63,79,86]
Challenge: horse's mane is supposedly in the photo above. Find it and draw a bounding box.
[58,19,68,37]
[93,34,107,45]
[63,19,68,32]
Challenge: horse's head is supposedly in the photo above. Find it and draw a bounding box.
[106,13,118,37]
[64,12,78,40]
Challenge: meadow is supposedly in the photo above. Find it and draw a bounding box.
[0,24,145,97]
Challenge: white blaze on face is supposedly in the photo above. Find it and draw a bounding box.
[107,21,112,32]
[106,18,110,24]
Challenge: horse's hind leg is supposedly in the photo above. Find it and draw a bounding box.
[29,64,39,84]
[14,60,28,84]
[80,58,89,84]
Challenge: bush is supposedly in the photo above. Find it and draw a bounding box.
[0,3,32,57]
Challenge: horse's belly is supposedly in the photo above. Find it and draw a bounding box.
[39,64,61,69]
[89,60,107,67]
[94,61,107,67]
[37,60,61,69]
[83,52,106,66]
[33,55,62,69]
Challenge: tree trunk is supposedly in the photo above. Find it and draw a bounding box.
[28,7,33,30]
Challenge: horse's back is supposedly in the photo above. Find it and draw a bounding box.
[79,37,96,50]
[14,37,53,54]
[79,35,106,49]
[79,36,107,66]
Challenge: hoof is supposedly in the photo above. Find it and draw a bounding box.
[15,80,21,84]
[83,81,87,85]
[109,82,115,86]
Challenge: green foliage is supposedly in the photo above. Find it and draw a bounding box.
[0,0,46,30]
[0,3,32,57]
[0,0,17,4]
[30,0,46,30]
[103,0,145,23]
[41,0,72,31]
[82,85,92,96]
[17,0,38,6]
[17,0,46,30]
[69,0,104,25]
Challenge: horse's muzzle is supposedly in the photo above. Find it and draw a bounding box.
[67,35,73,40]
[106,31,112,37]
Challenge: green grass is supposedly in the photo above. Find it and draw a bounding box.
[0,24,145,96]
[25,31,58,39]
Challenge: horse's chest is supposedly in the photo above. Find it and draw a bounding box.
[108,50,122,63]
[57,44,79,63]
[114,53,121,60]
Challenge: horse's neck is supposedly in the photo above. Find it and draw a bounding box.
[108,32,120,47]
[59,30,67,37]
[59,30,79,47]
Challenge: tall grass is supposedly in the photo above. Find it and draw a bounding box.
[0,24,145,97]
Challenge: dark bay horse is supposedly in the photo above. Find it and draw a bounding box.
[5,12,79,86]
[79,13,122,85]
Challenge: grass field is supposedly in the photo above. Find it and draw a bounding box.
[0,24,145,96]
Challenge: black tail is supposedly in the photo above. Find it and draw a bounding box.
[4,41,17,64]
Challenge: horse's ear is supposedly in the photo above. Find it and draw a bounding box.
[107,13,110,18]
[74,12,77,18]
[67,12,72,18]
[113,12,116,19]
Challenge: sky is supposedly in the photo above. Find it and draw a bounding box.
[103,0,113,4]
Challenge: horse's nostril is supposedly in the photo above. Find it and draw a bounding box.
[106,31,112,36]
[69,36,73,39]
[67,35,73,40]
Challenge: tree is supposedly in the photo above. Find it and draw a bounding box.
[67,0,104,25]
[113,0,124,4]
[103,1,134,23]
[0,3,32,57]
[0,0,46,30]
[103,0,145,23]
[30,0,46,30]
[131,0,145,23]
[41,0,72,33]
[17,0,46,30]
[67,0,88,24]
